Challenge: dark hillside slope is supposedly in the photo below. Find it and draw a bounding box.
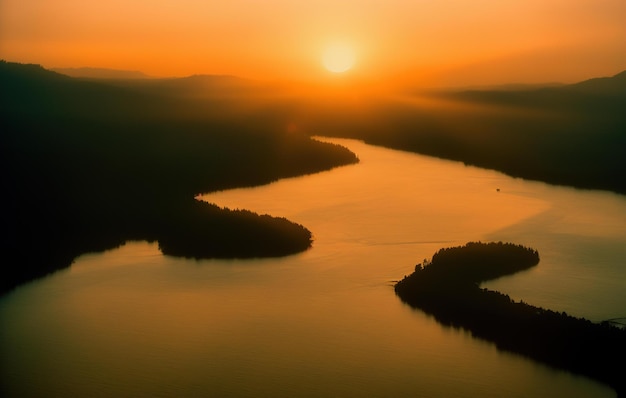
[1,61,358,294]
[299,70,626,194]
[417,70,626,193]
[569,69,626,95]
[51,67,151,79]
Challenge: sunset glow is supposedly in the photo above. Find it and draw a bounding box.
[3,0,626,396]
[0,1,625,86]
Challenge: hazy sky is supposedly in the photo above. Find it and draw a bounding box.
[1,0,625,86]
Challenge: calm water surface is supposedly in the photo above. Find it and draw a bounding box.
[2,137,625,397]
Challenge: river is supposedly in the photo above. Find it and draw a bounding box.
[1,137,625,397]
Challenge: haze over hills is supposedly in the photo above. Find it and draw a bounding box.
[568,69,626,95]
[2,59,626,294]
[107,73,271,100]
[431,69,626,105]
[1,60,359,294]
[51,66,152,79]
[297,68,626,195]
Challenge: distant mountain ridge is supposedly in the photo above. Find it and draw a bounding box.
[0,60,265,117]
[429,68,626,113]
[440,69,626,95]
[42,63,262,98]
[568,69,626,94]
[14,60,626,96]
[51,66,151,79]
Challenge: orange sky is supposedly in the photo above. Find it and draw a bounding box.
[1,0,625,87]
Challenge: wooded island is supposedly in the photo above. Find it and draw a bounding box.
[395,242,626,397]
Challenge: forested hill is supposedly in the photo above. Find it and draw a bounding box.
[395,242,626,398]
[0,60,358,294]
[429,71,626,194]
[51,67,151,79]
[298,69,626,195]
[433,69,626,111]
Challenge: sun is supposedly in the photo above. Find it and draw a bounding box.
[322,43,356,73]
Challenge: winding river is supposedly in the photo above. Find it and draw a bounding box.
[1,137,625,397]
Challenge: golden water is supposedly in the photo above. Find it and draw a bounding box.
[2,137,624,397]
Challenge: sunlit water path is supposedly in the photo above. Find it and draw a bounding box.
[2,137,625,397]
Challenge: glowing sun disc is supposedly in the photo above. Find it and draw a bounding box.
[322,44,355,73]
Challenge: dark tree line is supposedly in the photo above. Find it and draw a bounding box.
[296,70,626,195]
[1,61,358,294]
[395,242,626,397]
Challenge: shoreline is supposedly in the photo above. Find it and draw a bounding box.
[395,241,626,397]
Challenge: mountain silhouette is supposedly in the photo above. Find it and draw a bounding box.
[430,69,626,109]
[298,68,626,195]
[51,67,151,79]
[567,69,626,95]
[1,60,358,294]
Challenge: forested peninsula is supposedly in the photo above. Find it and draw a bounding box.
[1,61,358,294]
[395,242,626,397]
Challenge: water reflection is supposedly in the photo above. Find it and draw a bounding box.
[1,137,623,398]
[205,137,626,321]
